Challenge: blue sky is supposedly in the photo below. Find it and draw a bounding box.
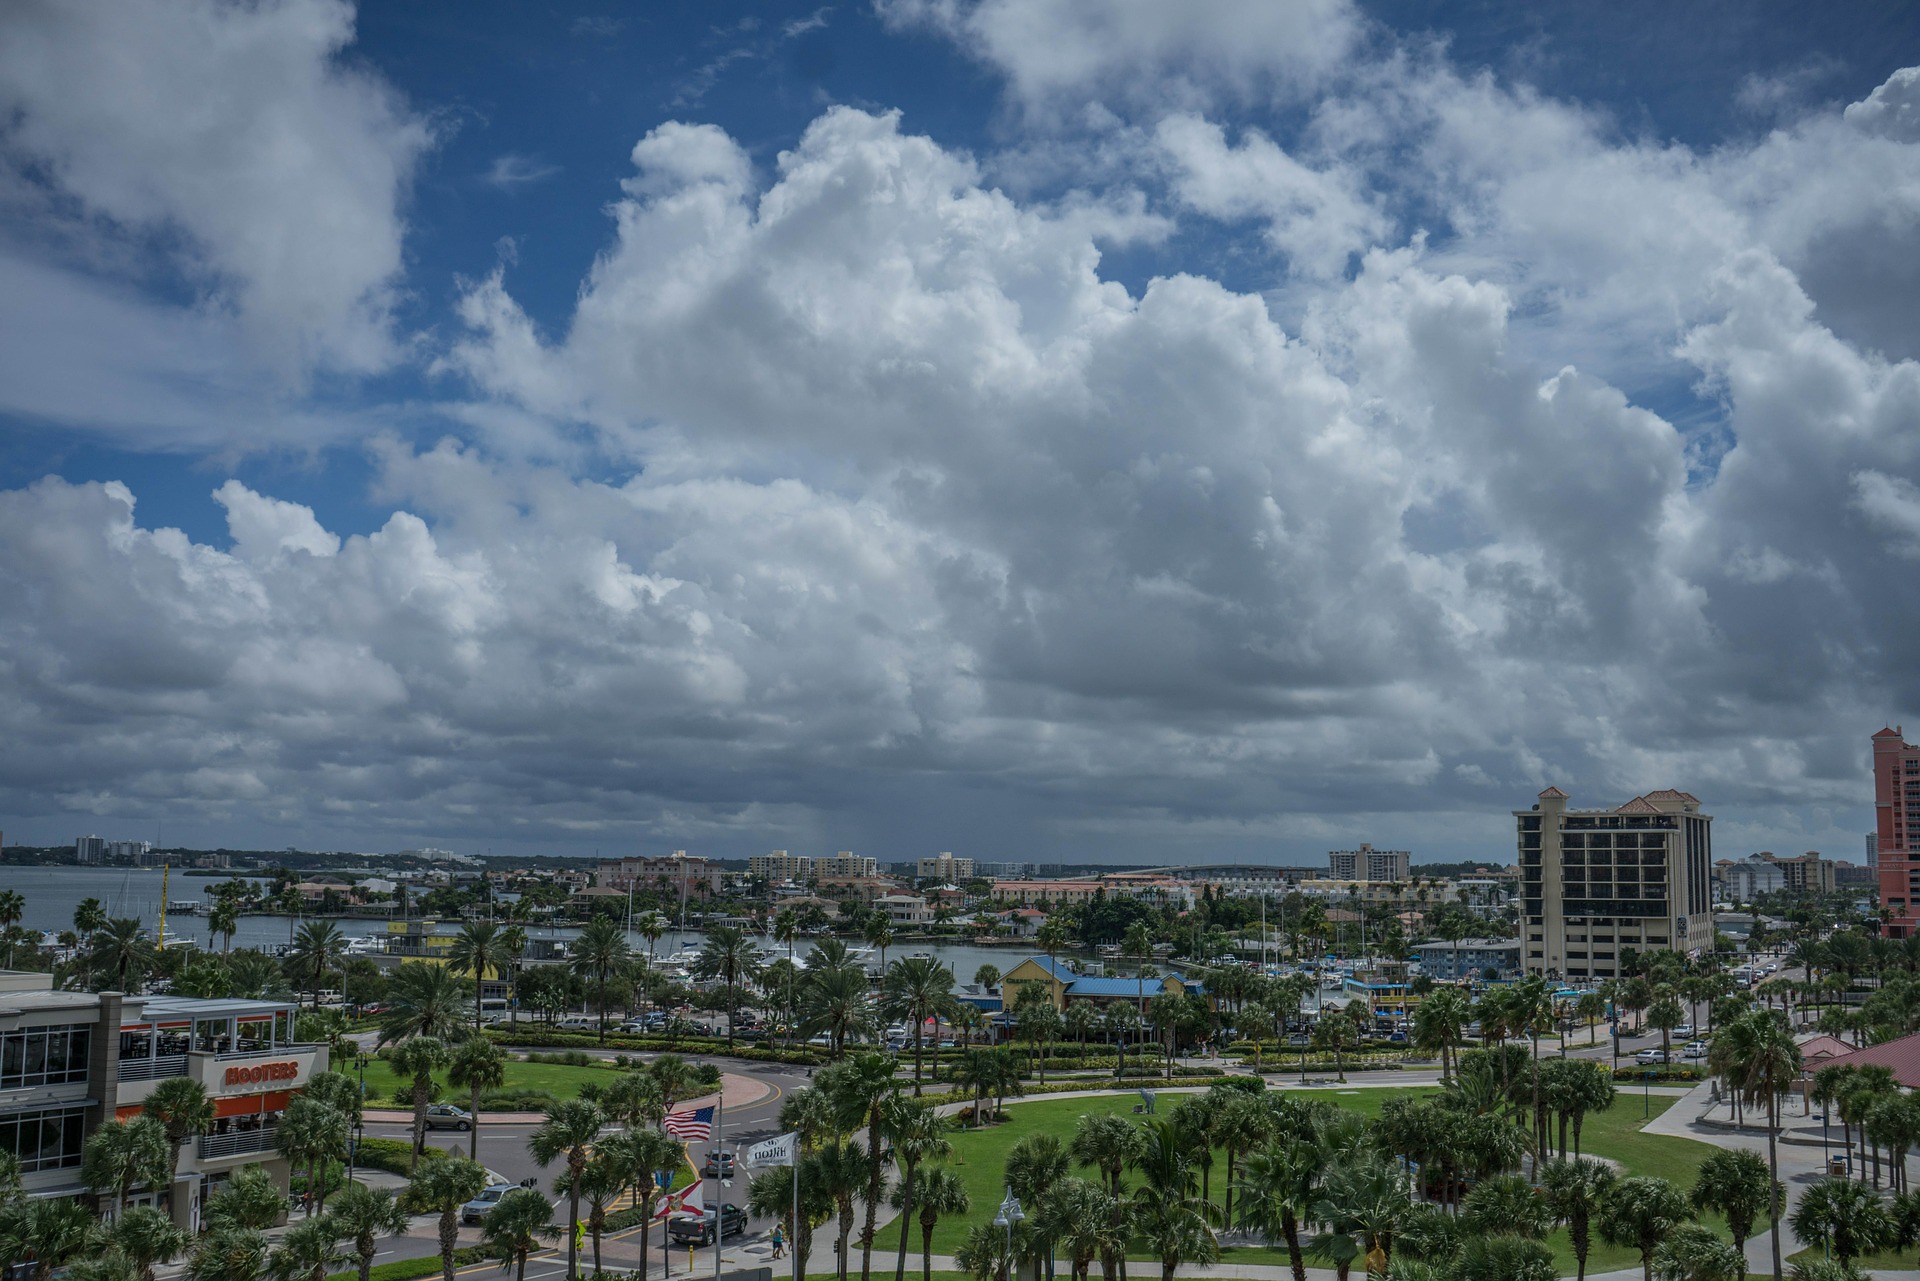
[2,0,1918,862]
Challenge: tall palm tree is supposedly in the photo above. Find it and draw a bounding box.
[447,922,508,1029]
[1032,1179,1119,1281]
[529,1099,605,1281]
[693,924,762,1049]
[405,1157,490,1281]
[273,1096,349,1215]
[387,1036,451,1170]
[1132,1118,1220,1281]
[84,919,157,993]
[887,1101,953,1281]
[93,1205,192,1281]
[479,1188,556,1281]
[910,1168,970,1281]
[1412,986,1470,1081]
[813,1140,869,1281]
[864,916,895,972]
[636,911,666,968]
[0,891,23,968]
[800,963,877,1057]
[554,1149,628,1276]
[820,1053,903,1281]
[447,1036,507,1162]
[1234,1137,1318,1281]
[1006,1133,1070,1279]
[74,897,109,937]
[209,898,242,955]
[596,1128,681,1280]
[81,1117,171,1219]
[377,963,470,1044]
[1598,1176,1693,1281]
[330,1183,409,1281]
[202,1166,285,1232]
[1689,1150,1775,1280]
[499,925,527,1026]
[880,956,957,1093]
[1723,1009,1801,1280]
[288,921,348,1009]
[141,1077,215,1186]
[568,918,631,1043]
[1542,1158,1616,1281]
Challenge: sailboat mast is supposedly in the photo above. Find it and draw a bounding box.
[158,862,169,950]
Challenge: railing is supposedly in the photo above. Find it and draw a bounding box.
[215,1044,302,1060]
[119,1055,187,1081]
[198,1126,278,1160]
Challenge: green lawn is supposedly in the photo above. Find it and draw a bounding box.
[359,1056,622,1107]
[921,1086,1734,1277]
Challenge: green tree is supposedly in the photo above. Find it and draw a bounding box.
[330,1183,409,1281]
[287,921,348,1009]
[910,1168,970,1281]
[141,1077,215,1186]
[387,1035,451,1170]
[1721,1010,1802,1279]
[268,1215,341,1281]
[529,1099,604,1281]
[274,1095,349,1214]
[84,919,157,993]
[887,1101,953,1281]
[203,1166,284,1232]
[820,1053,904,1281]
[186,1226,269,1281]
[693,924,763,1050]
[1790,1177,1893,1266]
[74,897,109,936]
[814,1140,870,1281]
[377,963,471,1043]
[1234,1136,1318,1281]
[1689,1149,1776,1279]
[568,918,631,1043]
[446,922,509,1030]
[1132,1118,1220,1281]
[404,1156,490,1281]
[801,961,878,1057]
[598,1129,681,1281]
[82,1117,171,1219]
[1542,1157,1617,1281]
[880,956,957,1093]
[1599,1176,1693,1281]
[447,1036,507,1161]
[91,1206,191,1281]
[1651,1223,1745,1281]
[479,1188,556,1281]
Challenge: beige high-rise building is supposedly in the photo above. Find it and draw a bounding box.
[916,851,974,880]
[749,850,815,882]
[817,850,877,878]
[1517,787,1713,980]
[1328,844,1410,882]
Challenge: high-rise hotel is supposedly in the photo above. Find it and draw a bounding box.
[1516,787,1714,980]
[1875,727,1920,937]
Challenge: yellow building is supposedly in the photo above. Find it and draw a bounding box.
[1001,955,1194,1011]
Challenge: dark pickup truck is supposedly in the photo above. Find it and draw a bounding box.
[667,1204,748,1246]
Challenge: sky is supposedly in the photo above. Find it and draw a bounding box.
[2,1,1919,866]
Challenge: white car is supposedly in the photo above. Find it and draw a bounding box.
[1682,1042,1709,1060]
[1635,1048,1671,1065]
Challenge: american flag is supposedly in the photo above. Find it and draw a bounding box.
[663,1105,715,1141]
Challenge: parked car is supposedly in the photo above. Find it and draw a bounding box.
[557,1017,596,1032]
[702,1150,736,1179]
[461,1184,517,1226]
[424,1104,474,1131]
[1682,1041,1709,1060]
[1634,1048,1671,1065]
[1672,1025,1695,1039]
[667,1204,748,1246]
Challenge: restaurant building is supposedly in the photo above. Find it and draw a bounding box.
[0,971,322,1227]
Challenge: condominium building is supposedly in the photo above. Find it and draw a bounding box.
[748,850,814,882]
[74,835,107,863]
[1875,727,1920,937]
[596,852,720,897]
[916,851,974,881]
[1517,787,1713,980]
[1328,844,1411,882]
[816,851,878,879]
[1774,851,1836,895]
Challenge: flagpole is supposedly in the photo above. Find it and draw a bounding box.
[714,1088,724,1281]
[791,1150,800,1281]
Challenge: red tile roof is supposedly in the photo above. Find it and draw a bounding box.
[1796,1034,1856,1067]
[1617,796,1662,813]
[1817,1029,1920,1088]
[1538,786,1567,799]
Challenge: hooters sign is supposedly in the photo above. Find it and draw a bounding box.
[223,1061,301,1088]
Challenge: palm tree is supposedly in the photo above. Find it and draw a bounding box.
[499,925,527,1026]
[187,1226,269,1281]
[447,922,508,1029]
[693,924,762,1050]
[1235,1138,1318,1281]
[880,956,957,1093]
[1650,1223,1745,1281]
[480,1187,557,1281]
[1724,1009,1802,1280]
[274,1096,349,1215]
[1689,1149,1775,1279]
[636,910,667,968]
[377,963,471,1044]
[141,1077,214,1186]
[0,891,23,968]
[1006,1133,1070,1278]
[268,1214,341,1281]
[1311,1154,1409,1280]
[84,919,157,993]
[800,963,877,1056]
[209,898,242,955]
[203,1166,285,1232]
[95,1205,192,1281]
[569,918,631,1042]
[819,1052,903,1281]
[529,1099,605,1281]
[1791,1177,1893,1266]
[75,897,108,937]
[556,1148,628,1276]
[405,1157,490,1281]
[814,1140,870,1281]
[288,921,348,1009]
[1412,986,1470,1081]
[0,1197,94,1281]
[1543,1158,1616,1281]
[387,1036,451,1170]
[1033,1179,1118,1281]
[596,1129,681,1280]
[1131,1118,1220,1281]
[448,1036,507,1162]
[81,1117,171,1219]
[887,1102,954,1281]
[1599,1176,1693,1281]
[911,1168,970,1281]
[330,1183,409,1281]
[864,916,895,971]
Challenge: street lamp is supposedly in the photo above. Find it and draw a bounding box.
[992,1187,1024,1281]
[348,1051,368,1185]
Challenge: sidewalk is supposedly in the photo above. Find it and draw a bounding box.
[362,1070,775,1124]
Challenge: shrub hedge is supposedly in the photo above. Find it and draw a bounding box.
[353,1137,445,1176]
[326,1246,485,1281]
[483,1029,822,1064]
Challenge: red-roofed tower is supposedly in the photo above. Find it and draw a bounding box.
[1875,727,1920,937]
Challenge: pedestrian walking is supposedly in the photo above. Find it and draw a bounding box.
[770,1224,785,1259]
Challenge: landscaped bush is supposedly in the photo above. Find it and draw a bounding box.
[387,1084,444,1107]
[1613,1065,1704,1082]
[484,1029,822,1064]
[522,1050,597,1066]
[353,1137,445,1176]
[478,1087,562,1111]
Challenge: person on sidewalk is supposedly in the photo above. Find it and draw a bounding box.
[769,1225,785,1260]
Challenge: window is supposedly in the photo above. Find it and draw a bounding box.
[0,1026,90,1088]
[0,1105,89,1172]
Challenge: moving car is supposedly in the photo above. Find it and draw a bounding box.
[1682,1040,1710,1059]
[424,1104,474,1131]
[702,1150,736,1179]
[461,1184,517,1226]
[667,1204,748,1246]
[1634,1048,1671,1065]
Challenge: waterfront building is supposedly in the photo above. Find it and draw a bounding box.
[597,851,720,897]
[0,970,320,1225]
[74,835,106,863]
[1517,787,1713,980]
[816,851,878,879]
[916,851,974,881]
[1328,844,1411,882]
[748,850,814,882]
[1411,937,1522,981]
[1000,955,1198,1011]
[1875,727,1920,937]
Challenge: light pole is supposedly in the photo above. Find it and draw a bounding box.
[992,1187,1024,1281]
[348,1051,368,1184]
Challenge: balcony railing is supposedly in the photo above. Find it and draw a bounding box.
[119,1055,188,1081]
[198,1126,278,1160]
